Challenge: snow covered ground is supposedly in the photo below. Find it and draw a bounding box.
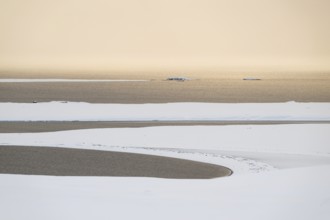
[1,165,330,220]
[1,101,330,121]
[0,102,330,220]
[1,125,330,173]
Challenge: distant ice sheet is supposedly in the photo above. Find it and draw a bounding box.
[0,79,149,82]
[1,101,330,121]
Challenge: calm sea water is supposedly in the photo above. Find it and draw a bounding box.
[0,72,329,103]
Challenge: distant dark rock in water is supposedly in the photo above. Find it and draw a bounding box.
[243,77,261,81]
[167,77,190,82]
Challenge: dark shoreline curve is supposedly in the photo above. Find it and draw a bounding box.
[1,121,329,133]
[0,145,232,179]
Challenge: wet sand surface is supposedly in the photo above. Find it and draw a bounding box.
[1,72,330,103]
[1,121,330,133]
[0,145,232,179]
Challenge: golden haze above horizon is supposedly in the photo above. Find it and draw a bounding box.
[0,0,329,72]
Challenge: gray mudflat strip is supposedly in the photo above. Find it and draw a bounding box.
[1,121,329,133]
[0,146,232,179]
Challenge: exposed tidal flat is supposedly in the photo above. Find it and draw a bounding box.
[1,71,330,103]
[0,145,232,179]
[2,121,330,133]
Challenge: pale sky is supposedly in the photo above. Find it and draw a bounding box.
[0,0,329,72]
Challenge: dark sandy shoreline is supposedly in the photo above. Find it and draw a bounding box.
[0,145,232,179]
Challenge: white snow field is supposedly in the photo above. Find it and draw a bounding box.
[1,165,330,220]
[1,101,330,121]
[0,79,149,82]
[0,102,330,220]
